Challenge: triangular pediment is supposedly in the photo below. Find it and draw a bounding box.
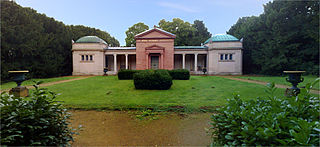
[135,28,176,39]
[146,45,165,50]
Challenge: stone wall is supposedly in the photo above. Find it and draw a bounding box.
[207,49,242,75]
[72,43,106,75]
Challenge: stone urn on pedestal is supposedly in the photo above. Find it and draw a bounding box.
[283,71,305,97]
[9,70,29,97]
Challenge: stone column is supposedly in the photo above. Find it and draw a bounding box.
[194,53,198,71]
[182,53,185,69]
[206,54,209,71]
[113,54,117,72]
[125,54,128,69]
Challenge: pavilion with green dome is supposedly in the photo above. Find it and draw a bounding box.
[72,28,243,75]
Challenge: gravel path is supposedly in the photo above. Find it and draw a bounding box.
[219,76,319,95]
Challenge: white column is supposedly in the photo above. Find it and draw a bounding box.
[113,54,117,72]
[125,54,128,69]
[182,53,185,69]
[206,53,209,71]
[194,53,198,71]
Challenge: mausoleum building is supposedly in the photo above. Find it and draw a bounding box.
[72,28,243,75]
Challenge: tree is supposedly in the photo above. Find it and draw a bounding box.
[228,0,319,75]
[192,20,211,46]
[158,18,196,46]
[1,1,120,81]
[69,25,119,47]
[125,22,149,47]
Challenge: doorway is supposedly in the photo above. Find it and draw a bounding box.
[150,56,159,69]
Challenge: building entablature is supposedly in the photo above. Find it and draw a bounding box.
[205,41,242,49]
[72,43,107,51]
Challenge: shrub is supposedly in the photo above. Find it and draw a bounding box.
[168,69,190,80]
[210,79,320,146]
[133,69,172,90]
[0,82,78,146]
[118,69,138,80]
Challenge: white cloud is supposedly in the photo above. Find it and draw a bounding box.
[157,1,198,13]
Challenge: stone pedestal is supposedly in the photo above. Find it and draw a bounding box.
[9,86,29,97]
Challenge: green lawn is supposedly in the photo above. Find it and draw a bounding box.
[1,76,81,90]
[237,75,320,90]
[44,76,292,111]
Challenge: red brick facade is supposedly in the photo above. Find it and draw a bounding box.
[135,29,175,70]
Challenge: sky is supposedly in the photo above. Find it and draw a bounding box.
[16,0,272,46]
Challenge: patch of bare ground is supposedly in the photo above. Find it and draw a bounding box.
[70,110,212,146]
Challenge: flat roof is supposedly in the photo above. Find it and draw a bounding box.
[174,46,207,49]
[105,46,208,50]
[107,47,136,50]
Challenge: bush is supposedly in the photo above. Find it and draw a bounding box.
[133,69,172,90]
[168,69,190,80]
[118,69,138,80]
[0,82,78,146]
[210,79,320,146]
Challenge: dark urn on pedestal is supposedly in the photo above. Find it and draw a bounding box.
[8,70,29,97]
[283,71,305,96]
[103,67,108,76]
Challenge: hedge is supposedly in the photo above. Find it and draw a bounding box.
[210,80,320,146]
[118,69,190,80]
[117,69,138,80]
[133,69,172,90]
[168,69,190,80]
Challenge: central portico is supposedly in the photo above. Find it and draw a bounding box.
[135,28,175,70]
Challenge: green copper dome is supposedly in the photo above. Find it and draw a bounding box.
[204,34,239,44]
[76,36,107,44]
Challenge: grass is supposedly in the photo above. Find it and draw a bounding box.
[44,76,291,111]
[237,75,320,90]
[1,76,81,90]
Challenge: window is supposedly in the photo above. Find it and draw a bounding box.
[219,53,234,61]
[81,54,94,62]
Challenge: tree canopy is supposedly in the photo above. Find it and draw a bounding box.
[228,0,319,75]
[125,19,211,46]
[125,22,149,47]
[158,18,211,46]
[192,20,212,46]
[1,1,119,81]
[69,25,119,47]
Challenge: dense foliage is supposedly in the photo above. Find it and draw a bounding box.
[159,18,211,46]
[125,22,149,47]
[118,69,190,80]
[228,0,319,75]
[125,19,211,47]
[133,70,172,90]
[1,1,119,81]
[168,69,190,80]
[117,69,139,80]
[0,82,78,146]
[211,80,320,146]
